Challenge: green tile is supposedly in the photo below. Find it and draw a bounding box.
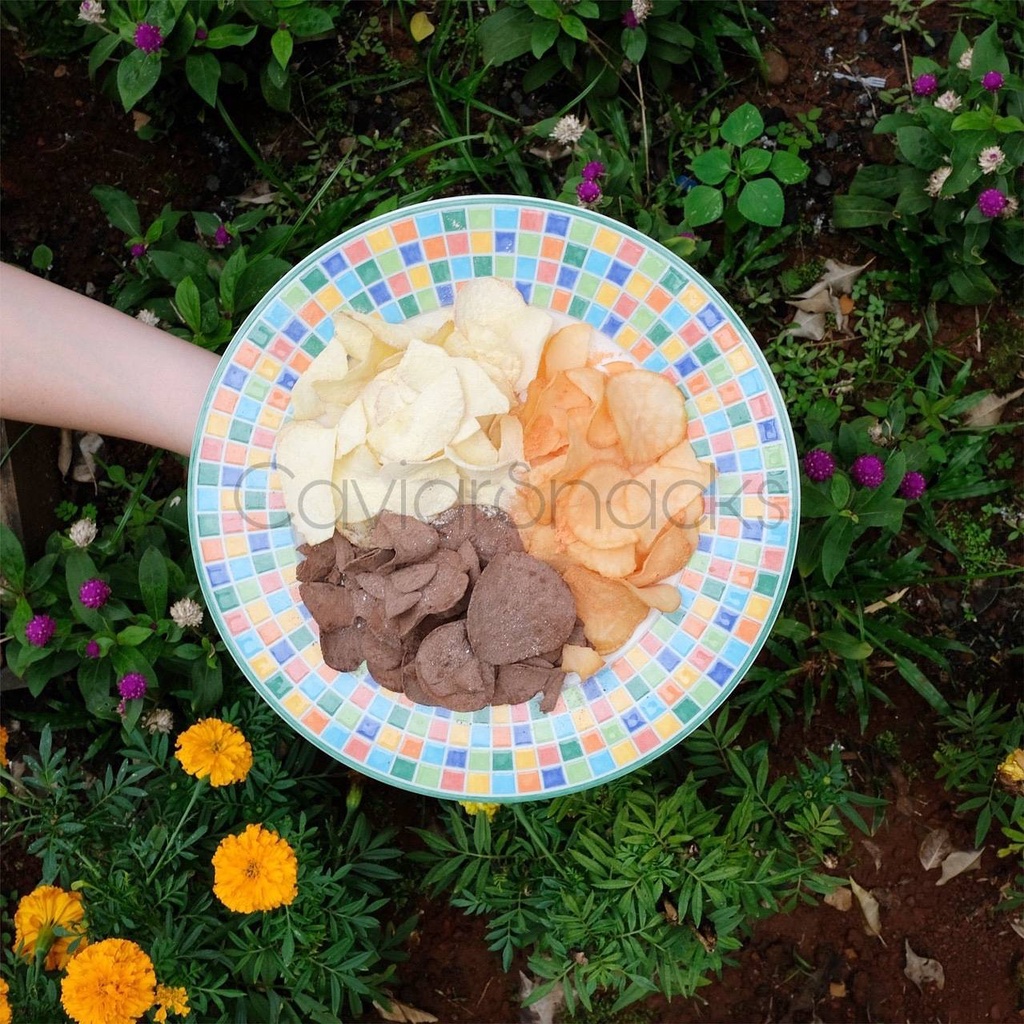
[519,233,541,255]
[707,360,731,385]
[468,208,491,229]
[701,579,724,602]
[244,377,270,400]
[268,512,292,530]
[229,421,253,443]
[472,256,493,276]
[495,255,515,278]
[291,626,314,650]
[469,750,489,771]
[197,514,220,537]
[626,678,648,699]
[631,306,654,330]
[533,720,554,743]
[765,445,786,469]
[737,541,760,565]
[215,589,239,611]
[392,757,416,781]
[249,323,274,348]
[197,464,218,485]
[569,220,595,243]
[601,721,627,744]
[703,627,726,652]
[755,572,778,596]
[639,253,666,278]
[355,261,382,285]
[653,616,677,641]
[301,268,328,292]
[317,690,342,715]
[564,243,587,267]
[377,250,402,275]
[388,706,410,729]
[398,295,420,318]
[266,674,290,698]
[532,284,552,307]
[337,703,360,728]
[660,268,687,293]
[252,552,275,573]
[406,712,429,736]
[562,684,584,709]
[417,291,440,311]
[726,404,752,426]
[575,274,598,298]
[415,764,441,788]
[430,261,451,283]
[767,470,789,493]
[282,284,307,307]
[648,322,671,345]
[304,337,325,358]
[492,751,513,771]
[693,340,718,365]
[674,697,700,722]
[565,760,592,784]
[641,662,663,684]
[349,293,374,314]
[691,679,718,706]
[559,740,583,761]
[244,492,265,510]
[236,580,260,602]
[568,297,588,320]
[442,210,466,231]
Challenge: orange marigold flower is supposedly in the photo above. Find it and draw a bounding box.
[153,983,190,1022]
[175,718,253,786]
[0,724,8,765]
[212,823,298,913]
[0,977,11,1024]
[60,937,155,1024]
[13,885,88,970]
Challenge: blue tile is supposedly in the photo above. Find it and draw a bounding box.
[697,303,724,329]
[416,212,442,236]
[492,773,516,795]
[674,354,699,377]
[445,749,467,768]
[207,563,228,586]
[322,723,348,748]
[366,747,393,773]
[515,280,532,302]
[514,724,532,745]
[322,252,346,277]
[265,300,291,328]
[758,419,780,442]
[622,709,644,732]
[495,207,518,229]
[368,281,391,305]
[557,266,580,289]
[399,242,424,266]
[714,608,738,630]
[709,660,734,685]
[223,365,247,390]
[449,256,472,280]
[546,213,569,236]
[249,532,270,551]
[300,676,325,699]
[236,396,261,423]
[221,467,243,487]
[588,751,614,776]
[657,648,681,671]
[607,260,631,285]
[357,717,380,740]
[716,453,738,474]
[582,678,602,700]
[495,231,516,253]
[283,319,307,342]
[541,766,566,788]
[601,313,624,337]
[421,743,444,765]
[436,283,454,306]
[583,251,610,276]
[270,640,293,664]
[741,520,764,541]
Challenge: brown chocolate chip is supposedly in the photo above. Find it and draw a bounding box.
[372,510,440,566]
[296,540,337,583]
[320,623,366,672]
[390,562,438,593]
[433,504,524,565]
[493,663,563,706]
[298,582,356,632]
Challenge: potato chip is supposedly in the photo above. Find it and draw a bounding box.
[629,523,697,587]
[565,539,637,578]
[560,643,604,681]
[335,399,368,458]
[605,370,686,467]
[333,313,375,363]
[367,368,465,463]
[349,307,452,351]
[276,419,341,545]
[289,338,351,421]
[452,356,511,419]
[561,565,650,655]
[624,581,681,612]
[540,323,592,377]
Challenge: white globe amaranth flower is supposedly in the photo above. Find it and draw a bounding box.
[143,708,174,735]
[135,308,161,327]
[1002,195,1020,220]
[957,46,973,70]
[631,0,653,22]
[925,165,952,198]
[78,0,105,23]
[978,146,1006,174]
[934,91,961,113]
[69,519,97,548]
[550,114,586,146]
[170,597,204,629]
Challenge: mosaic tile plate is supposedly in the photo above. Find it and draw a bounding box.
[188,196,799,802]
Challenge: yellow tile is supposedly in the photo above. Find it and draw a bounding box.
[609,687,633,711]
[467,773,491,795]
[661,337,684,361]
[378,725,401,751]
[681,284,706,312]
[571,708,597,732]
[515,748,538,769]
[654,712,681,740]
[250,652,275,680]
[697,392,721,415]
[259,408,283,431]
[248,600,271,624]
[222,491,242,512]
[594,228,619,253]
[471,231,492,254]
[282,690,309,716]
[490,704,512,726]
[596,282,619,308]
[611,739,637,765]
[226,535,248,558]
[317,284,342,310]
[746,595,771,619]
[728,349,753,372]
[449,723,470,746]
[368,228,392,253]
[743,497,768,519]
[207,413,229,438]
[626,273,652,299]
[675,664,700,689]
[256,356,279,381]
[692,596,717,620]
[733,425,757,449]
[617,325,639,349]
[278,608,303,633]
[409,264,430,290]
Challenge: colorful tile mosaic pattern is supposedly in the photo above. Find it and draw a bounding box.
[188,197,799,801]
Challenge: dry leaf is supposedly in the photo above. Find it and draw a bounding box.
[865,588,908,614]
[234,181,280,206]
[918,828,953,871]
[788,291,834,314]
[518,971,565,1024]
[132,110,151,132]
[936,847,984,886]
[904,940,945,991]
[373,998,438,1023]
[861,839,882,871]
[964,387,1024,428]
[663,898,679,924]
[72,433,104,488]
[849,877,885,944]
[409,11,435,41]
[824,887,853,912]
[786,309,827,341]
[794,259,873,300]
[829,980,847,998]
[58,428,73,477]
[1010,918,1024,940]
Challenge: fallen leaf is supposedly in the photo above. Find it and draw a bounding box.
[918,828,953,871]
[663,898,679,924]
[794,259,873,300]
[409,11,435,41]
[964,387,1024,428]
[849,877,885,944]
[864,588,908,614]
[58,428,73,477]
[72,433,104,489]
[788,291,834,314]
[132,110,151,132]
[233,181,280,206]
[786,309,826,341]
[518,971,565,1024]
[1010,918,1024,940]
[824,887,853,912]
[373,998,438,1023]
[829,980,847,998]
[936,847,984,886]
[904,940,945,991]
[861,839,883,871]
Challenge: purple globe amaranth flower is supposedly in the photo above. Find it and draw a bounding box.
[982,70,1004,92]
[912,73,938,96]
[898,471,927,500]
[195,26,208,41]
[850,454,886,488]
[85,639,102,659]
[134,22,163,54]
[803,449,836,482]
[129,242,148,260]
[213,224,232,247]
[576,180,602,204]
[117,672,148,700]
[581,161,606,181]
[622,10,639,28]
[977,188,1008,218]
[25,614,56,648]
[79,578,111,610]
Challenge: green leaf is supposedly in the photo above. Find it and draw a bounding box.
[0,522,26,591]
[530,18,559,58]
[78,659,117,719]
[829,474,851,509]
[219,248,247,312]
[174,277,203,332]
[116,50,162,111]
[65,550,106,631]
[283,6,334,36]
[117,625,156,647]
[769,150,810,185]
[558,14,588,42]
[691,149,732,186]
[138,547,168,620]
[203,23,258,49]
[271,28,293,70]
[235,256,291,312]
[740,148,772,176]
[994,115,1024,133]
[91,185,143,236]
[819,628,873,661]
[895,127,947,170]
[720,102,763,147]
[821,517,855,585]
[476,6,535,66]
[832,195,894,229]
[621,27,646,64]
[948,265,997,303]
[971,21,1009,76]
[951,111,994,132]
[88,33,122,78]
[683,185,724,228]
[737,177,784,227]
[891,652,949,713]
[185,51,220,106]
[191,656,223,710]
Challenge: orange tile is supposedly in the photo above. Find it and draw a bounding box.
[302,708,329,734]
[517,771,542,793]
[299,300,325,325]
[422,236,446,260]
[392,218,417,243]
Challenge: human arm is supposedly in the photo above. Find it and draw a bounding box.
[0,263,219,457]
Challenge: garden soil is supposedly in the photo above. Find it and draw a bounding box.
[2,3,1022,1022]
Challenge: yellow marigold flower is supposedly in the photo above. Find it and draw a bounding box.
[996,748,1024,796]
[153,983,190,1023]
[0,724,8,764]
[13,885,88,970]
[458,801,500,820]
[212,823,298,913]
[175,718,253,786]
[0,977,11,1024]
[60,937,155,1024]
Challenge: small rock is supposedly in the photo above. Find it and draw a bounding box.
[826,131,840,150]
[858,28,869,44]
[814,165,833,187]
[761,50,790,86]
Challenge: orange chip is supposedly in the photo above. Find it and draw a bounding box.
[566,539,638,578]
[605,370,686,468]
[540,323,592,378]
[625,581,681,613]
[629,523,697,587]
[555,460,638,550]
[560,643,605,681]
[562,565,650,655]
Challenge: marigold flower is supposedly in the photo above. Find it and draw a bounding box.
[550,114,585,146]
[0,724,7,764]
[170,597,203,629]
[996,749,1024,797]
[117,672,148,701]
[982,70,1004,91]
[978,188,1008,217]
[934,90,961,113]
[60,937,155,1024]
[850,454,885,488]
[912,73,937,96]
[135,308,160,327]
[133,22,163,54]
[153,984,190,1023]
[212,824,298,913]
[458,801,500,820]
[13,885,88,970]
[85,639,101,659]
[0,977,10,1024]
[925,165,952,198]
[898,471,927,500]
[581,160,605,180]
[25,614,56,647]
[79,579,111,610]
[77,1,105,24]
[957,46,973,70]
[175,718,253,786]
[978,146,1006,174]
[577,179,602,204]
[69,519,97,548]
[803,449,836,482]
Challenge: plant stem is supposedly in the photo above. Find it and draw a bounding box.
[145,779,204,886]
